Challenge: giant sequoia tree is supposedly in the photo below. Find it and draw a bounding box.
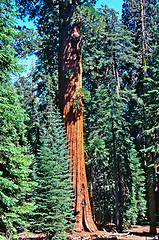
[58,1,97,232]
[16,0,97,232]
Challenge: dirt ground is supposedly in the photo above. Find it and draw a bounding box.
[66,225,159,240]
[17,225,159,240]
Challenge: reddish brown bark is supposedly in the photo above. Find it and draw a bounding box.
[58,1,97,232]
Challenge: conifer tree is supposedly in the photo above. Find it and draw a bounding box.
[0,0,33,237]
[87,75,146,229]
[31,109,74,239]
[0,84,33,237]
[14,68,40,157]
[0,0,20,80]
[122,0,159,233]
[79,4,146,230]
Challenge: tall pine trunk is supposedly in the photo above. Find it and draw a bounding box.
[58,1,97,232]
[110,89,120,231]
[112,53,125,231]
[140,0,156,234]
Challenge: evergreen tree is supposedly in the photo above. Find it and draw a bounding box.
[0,0,20,80]
[122,0,159,233]
[14,68,40,157]
[0,83,33,237]
[80,4,138,94]
[78,4,146,230]
[0,0,34,237]
[87,76,146,229]
[31,109,74,239]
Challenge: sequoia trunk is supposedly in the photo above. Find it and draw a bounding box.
[58,1,97,232]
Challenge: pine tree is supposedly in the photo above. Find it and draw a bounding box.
[0,0,34,237]
[87,75,146,229]
[79,4,146,230]
[122,0,159,233]
[80,4,138,94]
[31,109,74,239]
[14,67,40,157]
[0,83,33,237]
[0,0,20,80]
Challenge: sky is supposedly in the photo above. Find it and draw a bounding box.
[95,0,123,17]
[18,0,124,33]
[19,0,124,77]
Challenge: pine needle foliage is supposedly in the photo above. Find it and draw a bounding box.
[0,0,21,81]
[87,77,146,228]
[0,0,34,237]
[0,83,33,238]
[79,4,146,229]
[122,0,159,229]
[31,109,74,239]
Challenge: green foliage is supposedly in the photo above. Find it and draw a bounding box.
[0,0,20,81]
[15,26,39,58]
[14,68,40,156]
[0,0,34,237]
[31,1,59,110]
[122,0,159,230]
[87,77,146,227]
[65,68,74,83]
[0,0,38,83]
[122,0,159,173]
[140,57,159,169]
[73,88,91,112]
[79,4,147,228]
[80,4,138,94]
[31,109,74,239]
[0,83,33,237]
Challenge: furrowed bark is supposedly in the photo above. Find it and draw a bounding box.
[58,0,97,232]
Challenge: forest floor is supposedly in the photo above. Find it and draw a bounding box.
[17,224,159,240]
[66,224,159,240]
